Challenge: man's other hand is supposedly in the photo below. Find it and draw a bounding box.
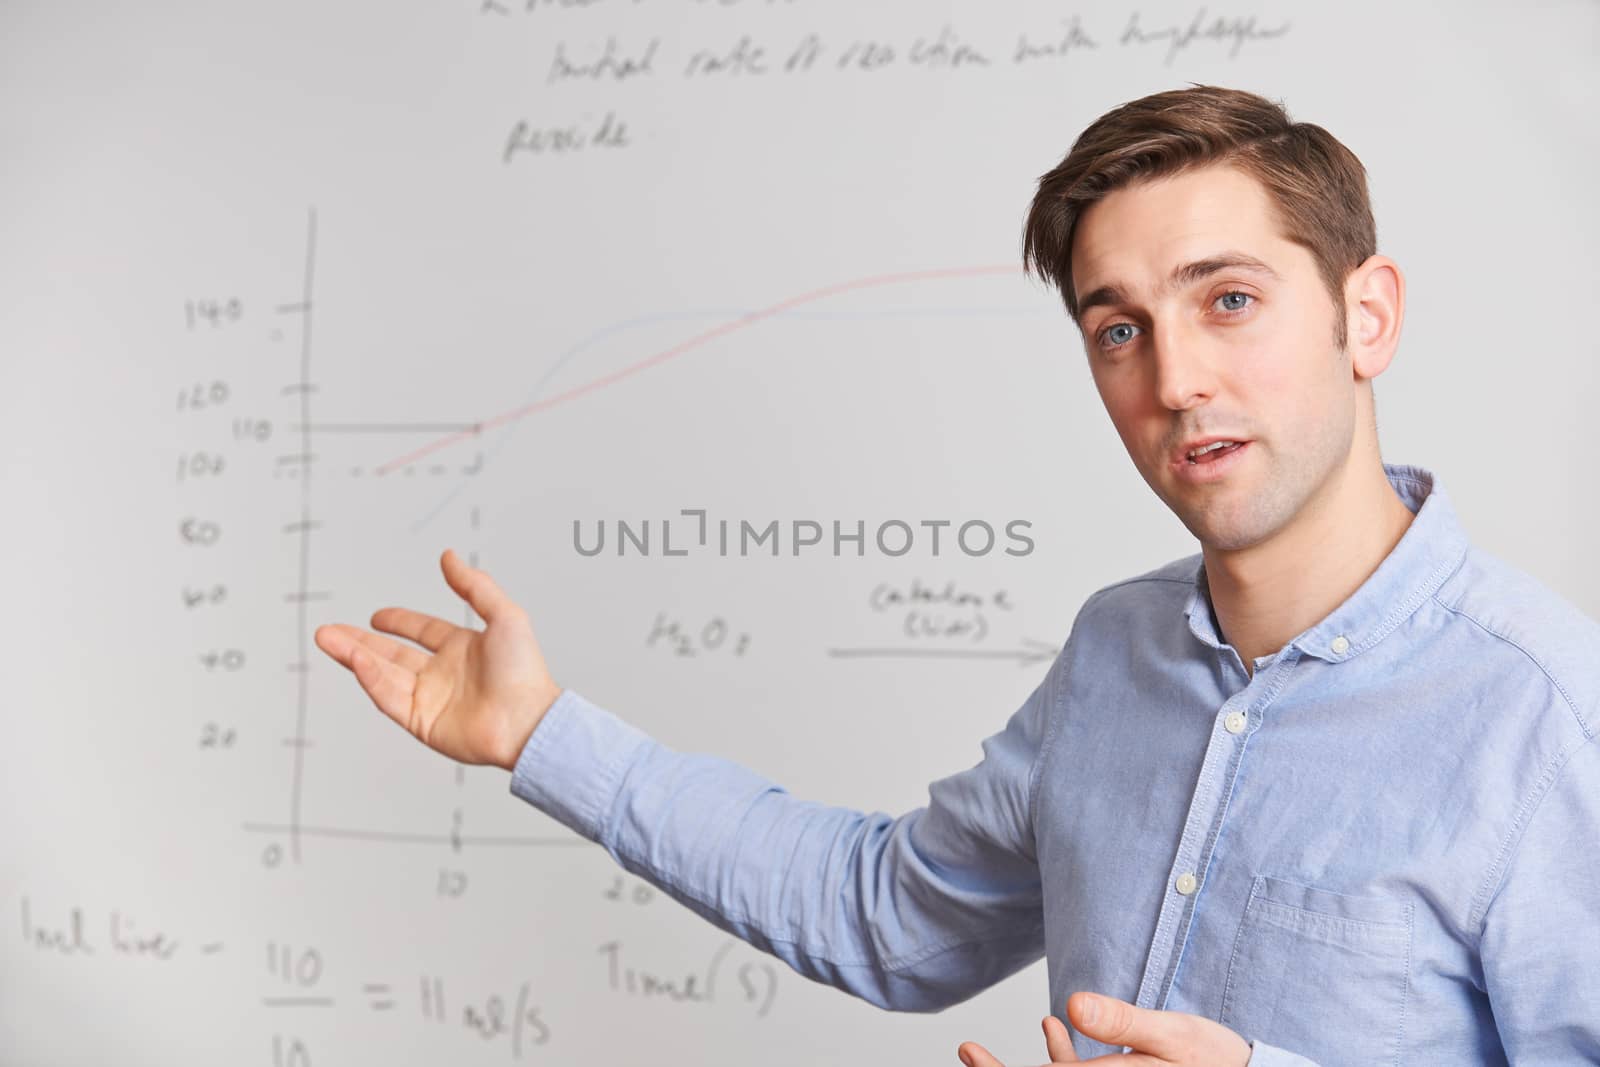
[314,548,562,770]
[958,992,1252,1067]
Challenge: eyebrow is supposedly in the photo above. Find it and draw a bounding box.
[1076,252,1283,317]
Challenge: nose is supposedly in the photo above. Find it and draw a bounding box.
[1150,318,1217,412]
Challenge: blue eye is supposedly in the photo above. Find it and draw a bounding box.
[1103,323,1138,348]
[1094,290,1256,352]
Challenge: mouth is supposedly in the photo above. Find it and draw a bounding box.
[1171,438,1251,481]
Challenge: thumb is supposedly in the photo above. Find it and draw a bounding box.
[440,548,520,625]
[1043,1014,1079,1062]
[1067,992,1144,1050]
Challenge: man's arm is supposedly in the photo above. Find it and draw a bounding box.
[314,548,1070,1012]
[1478,731,1600,1063]
[508,664,1061,1012]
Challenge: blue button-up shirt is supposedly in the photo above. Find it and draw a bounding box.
[510,463,1600,1065]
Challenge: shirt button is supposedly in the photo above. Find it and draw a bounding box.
[1330,635,1350,655]
[1224,711,1247,734]
[1175,872,1198,895]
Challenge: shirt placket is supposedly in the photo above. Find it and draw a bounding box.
[1128,647,1301,1025]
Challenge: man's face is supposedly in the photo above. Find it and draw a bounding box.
[1069,163,1357,552]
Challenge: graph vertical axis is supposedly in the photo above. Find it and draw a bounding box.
[290,207,319,863]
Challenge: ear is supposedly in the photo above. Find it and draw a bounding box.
[1343,254,1405,381]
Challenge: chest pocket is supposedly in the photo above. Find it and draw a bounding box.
[1220,874,1413,1067]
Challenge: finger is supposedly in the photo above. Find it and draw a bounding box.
[348,644,419,733]
[315,623,428,675]
[369,605,463,654]
[440,548,522,626]
[313,623,360,667]
[956,1040,1008,1067]
[1067,993,1174,1060]
[1043,1015,1078,1062]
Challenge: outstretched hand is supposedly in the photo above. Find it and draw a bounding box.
[958,992,1252,1067]
[313,548,563,770]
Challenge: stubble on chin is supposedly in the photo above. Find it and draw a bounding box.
[1173,468,1294,553]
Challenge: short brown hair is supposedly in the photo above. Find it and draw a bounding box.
[1022,84,1375,351]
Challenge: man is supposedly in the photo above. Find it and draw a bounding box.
[314,85,1600,1065]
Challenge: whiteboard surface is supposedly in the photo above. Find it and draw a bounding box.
[3,0,1597,1063]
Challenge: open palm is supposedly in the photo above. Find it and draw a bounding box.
[313,548,562,770]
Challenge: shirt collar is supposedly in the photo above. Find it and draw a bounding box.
[1182,462,1471,665]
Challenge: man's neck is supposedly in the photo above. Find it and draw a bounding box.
[1204,456,1417,677]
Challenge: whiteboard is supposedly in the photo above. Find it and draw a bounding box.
[4,0,1597,1063]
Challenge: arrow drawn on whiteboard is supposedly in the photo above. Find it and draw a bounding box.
[826,637,1059,667]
